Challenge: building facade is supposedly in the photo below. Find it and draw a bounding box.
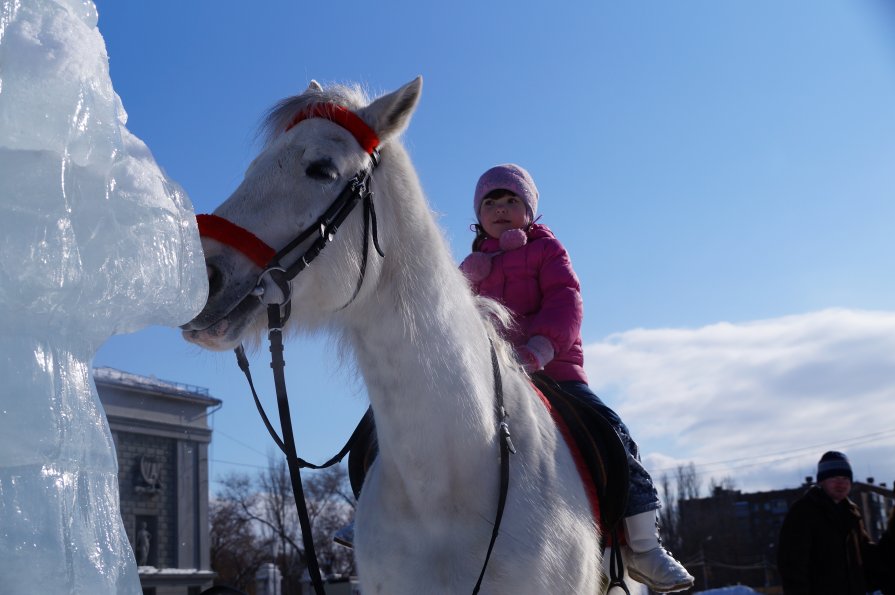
[95,367,220,595]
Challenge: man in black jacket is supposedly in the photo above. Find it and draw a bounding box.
[777,451,876,594]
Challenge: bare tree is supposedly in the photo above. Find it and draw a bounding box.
[709,475,736,494]
[210,459,356,592]
[257,458,356,588]
[302,464,356,578]
[676,461,702,501]
[210,472,274,591]
[658,471,682,551]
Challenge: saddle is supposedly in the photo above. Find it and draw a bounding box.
[528,372,630,536]
[347,373,629,538]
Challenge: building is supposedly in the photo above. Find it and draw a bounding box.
[678,477,894,592]
[95,367,221,595]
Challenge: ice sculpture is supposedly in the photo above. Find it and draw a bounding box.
[0,0,207,592]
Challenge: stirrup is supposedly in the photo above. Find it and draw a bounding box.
[333,522,354,549]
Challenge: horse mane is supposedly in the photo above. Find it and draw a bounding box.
[475,295,523,369]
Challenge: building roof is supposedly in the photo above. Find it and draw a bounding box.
[94,366,221,407]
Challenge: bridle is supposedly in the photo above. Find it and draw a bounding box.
[194,103,515,595]
[197,103,384,323]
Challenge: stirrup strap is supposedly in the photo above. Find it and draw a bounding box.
[607,524,631,594]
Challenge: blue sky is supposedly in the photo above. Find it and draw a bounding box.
[93,1,895,496]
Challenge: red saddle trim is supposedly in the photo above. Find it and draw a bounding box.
[531,383,604,533]
[196,214,275,268]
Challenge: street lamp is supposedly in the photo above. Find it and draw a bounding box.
[700,536,713,590]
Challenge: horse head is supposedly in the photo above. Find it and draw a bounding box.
[181,77,422,351]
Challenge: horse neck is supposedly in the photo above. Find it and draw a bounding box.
[344,205,497,473]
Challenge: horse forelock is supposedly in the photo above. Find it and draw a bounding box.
[259,83,370,147]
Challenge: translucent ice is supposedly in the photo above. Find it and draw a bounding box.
[0,0,207,592]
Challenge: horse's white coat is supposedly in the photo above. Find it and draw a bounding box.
[184,78,606,594]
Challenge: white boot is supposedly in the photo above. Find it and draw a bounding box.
[623,511,694,593]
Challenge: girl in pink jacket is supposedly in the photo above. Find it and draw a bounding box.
[460,164,693,593]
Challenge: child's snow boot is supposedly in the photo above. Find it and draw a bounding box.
[623,511,694,593]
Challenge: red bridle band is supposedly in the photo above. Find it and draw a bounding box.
[284,103,380,155]
[197,104,378,267]
[196,214,275,268]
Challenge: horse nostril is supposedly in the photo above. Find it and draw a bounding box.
[207,264,223,296]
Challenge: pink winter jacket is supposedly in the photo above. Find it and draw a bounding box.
[460,223,588,383]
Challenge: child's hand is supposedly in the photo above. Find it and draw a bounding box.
[460,252,492,282]
[517,336,555,374]
[517,345,544,374]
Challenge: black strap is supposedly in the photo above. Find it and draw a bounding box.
[275,169,379,285]
[235,345,368,470]
[339,191,384,310]
[265,304,327,595]
[607,526,631,594]
[472,341,515,593]
[276,172,368,279]
[235,345,287,453]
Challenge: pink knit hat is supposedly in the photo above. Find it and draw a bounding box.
[473,163,539,220]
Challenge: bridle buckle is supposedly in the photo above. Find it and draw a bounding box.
[255,266,292,307]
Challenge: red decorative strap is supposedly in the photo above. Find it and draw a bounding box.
[284,103,380,155]
[197,214,276,268]
[531,383,603,532]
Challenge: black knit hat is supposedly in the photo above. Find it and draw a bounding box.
[816,451,853,482]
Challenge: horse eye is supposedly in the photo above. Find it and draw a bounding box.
[305,160,339,181]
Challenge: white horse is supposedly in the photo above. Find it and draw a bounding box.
[182,77,612,594]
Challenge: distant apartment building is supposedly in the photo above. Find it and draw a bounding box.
[95,367,221,595]
[677,477,894,592]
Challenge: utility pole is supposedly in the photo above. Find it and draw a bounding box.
[701,536,713,590]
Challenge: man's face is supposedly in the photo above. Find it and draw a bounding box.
[820,476,852,503]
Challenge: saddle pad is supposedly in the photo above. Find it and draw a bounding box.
[529,373,629,535]
[347,407,377,499]
[347,374,629,535]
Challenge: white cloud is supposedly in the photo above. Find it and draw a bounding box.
[584,309,895,494]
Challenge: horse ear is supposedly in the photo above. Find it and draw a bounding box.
[361,76,422,142]
[306,80,323,92]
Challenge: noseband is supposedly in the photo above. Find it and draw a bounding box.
[196,103,384,322]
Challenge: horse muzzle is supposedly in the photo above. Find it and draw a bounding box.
[180,259,268,350]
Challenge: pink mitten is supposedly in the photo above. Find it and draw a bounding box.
[460,252,492,282]
[517,336,555,374]
[516,345,543,374]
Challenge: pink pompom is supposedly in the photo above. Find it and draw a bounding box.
[499,228,528,251]
[460,252,493,282]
